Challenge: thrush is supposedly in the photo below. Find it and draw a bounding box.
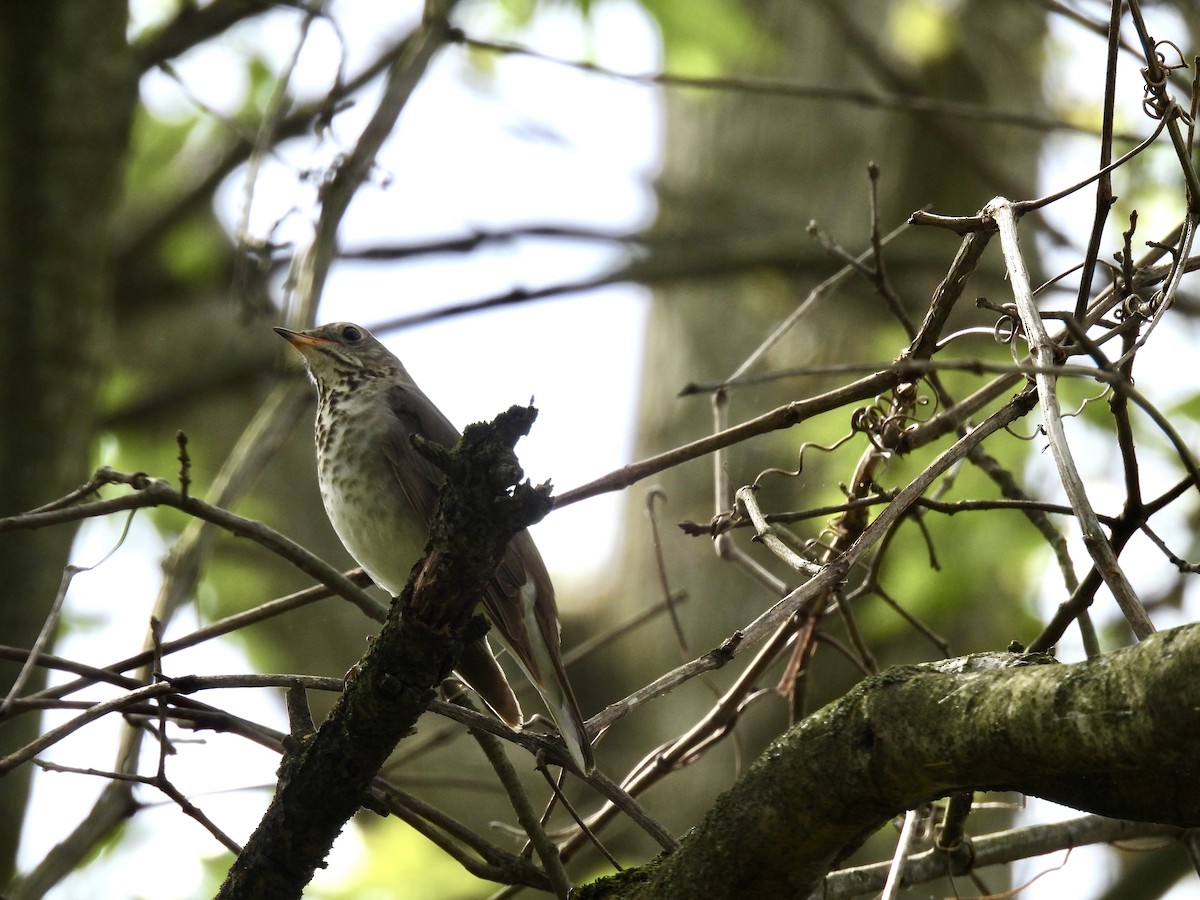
[276,322,594,772]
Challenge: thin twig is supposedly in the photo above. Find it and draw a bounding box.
[988,197,1155,639]
[816,814,1185,899]
[284,0,457,326]
[470,725,572,899]
[1071,0,1122,321]
[881,809,921,900]
[454,32,1135,140]
[0,469,385,621]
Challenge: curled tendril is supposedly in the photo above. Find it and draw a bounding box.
[1060,385,1112,420]
[1004,421,1047,442]
[850,388,930,455]
[1141,40,1188,121]
[1120,291,1159,320]
[992,304,1023,345]
[850,405,885,435]
[803,529,840,557]
[751,431,857,489]
[760,383,935,489]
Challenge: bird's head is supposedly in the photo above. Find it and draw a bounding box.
[275,322,404,387]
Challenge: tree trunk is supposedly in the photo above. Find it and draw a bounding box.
[0,1,134,883]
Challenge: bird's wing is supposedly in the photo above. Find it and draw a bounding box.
[381,381,459,524]
[456,636,523,726]
[485,533,545,678]
[382,380,536,650]
[382,382,525,726]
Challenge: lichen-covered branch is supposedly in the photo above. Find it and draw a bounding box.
[580,624,1200,899]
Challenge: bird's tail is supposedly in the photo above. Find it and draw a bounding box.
[511,584,595,773]
[489,537,595,772]
[457,637,523,727]
[540,663,594,774]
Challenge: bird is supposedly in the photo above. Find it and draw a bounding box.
[276,321,594,772]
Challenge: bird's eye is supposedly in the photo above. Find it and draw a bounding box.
[341,325,362,343]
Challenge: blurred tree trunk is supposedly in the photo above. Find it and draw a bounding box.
[608,0,1046,850]
[0,0,135,883]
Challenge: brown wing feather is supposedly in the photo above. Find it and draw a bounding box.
[486,533,547,679]
[483,536,538,664]
[381,382,525,722]
[381,382,459,524]
[382,380,535,657]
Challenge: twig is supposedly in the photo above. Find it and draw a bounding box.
[370,778,551,888]
[646,489,694,661]
[21,571,371,707]
[0,683,175,774]
[881,809,921,900]
[0,468,385,622]
[1071,0,1122,321]
[554,369,901,509]
[735,486,822,577]
[1,510,138,715]
[339,223,644,260]
[453,32,1134,140]
[723,218,911,388]
[470,724,572,899]
[134,0,282,72]
[284,0,455,327]
[987,197,1155,639]
[561,592,692,668]
[711,389,789,593]
[120,30,406,263]
[815,814,1185,899]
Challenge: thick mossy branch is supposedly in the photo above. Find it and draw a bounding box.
[580,625,1200,899]
[218,405,551,900]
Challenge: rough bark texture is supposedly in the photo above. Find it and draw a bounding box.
[579,625,1200,898]
[0,1,134,883]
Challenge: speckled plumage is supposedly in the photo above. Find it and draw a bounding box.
[312,364,426,595]
[276,322,594,772]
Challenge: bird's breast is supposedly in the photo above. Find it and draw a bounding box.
[316,399,425,597]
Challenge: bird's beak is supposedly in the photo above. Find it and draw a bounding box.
[271,326,328,362]
[275,326,327,355]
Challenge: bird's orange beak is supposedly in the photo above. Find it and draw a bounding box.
[275,326,329,352]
